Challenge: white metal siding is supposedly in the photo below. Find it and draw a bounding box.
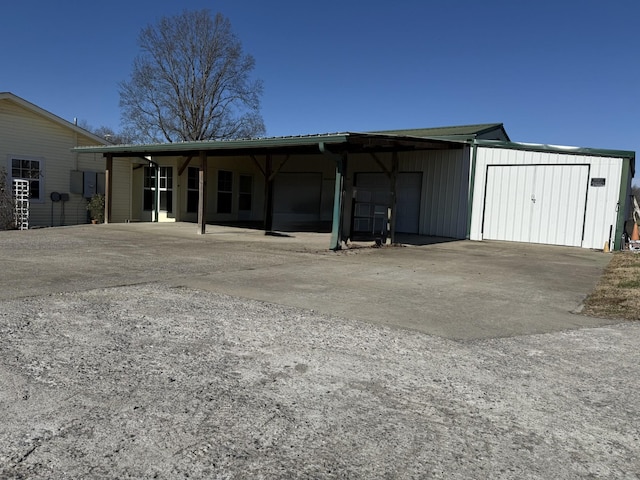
[400,148,469,238]
[483,165,589,247]
[346,149,469,239]
[471,147,624,249]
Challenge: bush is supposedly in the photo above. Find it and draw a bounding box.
[0,168,15,230]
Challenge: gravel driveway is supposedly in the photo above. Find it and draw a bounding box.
[0,225,638,478]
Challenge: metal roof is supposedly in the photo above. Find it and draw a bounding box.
[71,131,461,157]
[371,123,509,139]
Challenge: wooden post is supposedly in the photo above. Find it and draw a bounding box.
[264,154,274,232]
[197,151,207,234]
[105,154,113,224]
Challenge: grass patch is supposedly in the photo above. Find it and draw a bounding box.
[582,252,640,321]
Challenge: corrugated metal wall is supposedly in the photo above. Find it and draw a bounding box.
[470,147,624,249]
[400,148,469,238]
[346,148,470,239]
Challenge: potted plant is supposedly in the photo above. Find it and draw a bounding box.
[87,193,105,224]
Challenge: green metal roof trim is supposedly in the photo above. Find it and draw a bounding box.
[370,123,508,138]
[474,139,636,175]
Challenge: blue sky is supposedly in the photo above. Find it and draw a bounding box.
[1,1,638,181]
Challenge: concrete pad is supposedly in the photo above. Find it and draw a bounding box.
[0,223,615,339]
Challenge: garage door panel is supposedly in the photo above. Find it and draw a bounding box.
[483,165,588,247]
[273,173,322,230]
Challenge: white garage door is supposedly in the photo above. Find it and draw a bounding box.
[482,165,589,247]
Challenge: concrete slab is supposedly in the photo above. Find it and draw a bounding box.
[0,222,615,339]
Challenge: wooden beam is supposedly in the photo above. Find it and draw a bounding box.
[197,151,207,234]
[105,154,113,224]
[177,156,193,176]
[369,152,391,178]
[250,155,266,178]
[267,155,290,182]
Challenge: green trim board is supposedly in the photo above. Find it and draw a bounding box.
[614,158,632,250]
[466,143,479,239]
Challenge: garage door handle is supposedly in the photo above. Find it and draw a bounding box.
[531,194,536,204]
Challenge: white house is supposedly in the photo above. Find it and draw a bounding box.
[1,92,108,228]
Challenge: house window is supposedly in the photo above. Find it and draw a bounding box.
[158,167,173,212]
[239,175,252,211]
[187,167,199,213]
[10,157,44,201]
[143,166,173,212]
[217,170,233,213]
[143,167,156,211]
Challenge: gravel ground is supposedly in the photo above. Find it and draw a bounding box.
[1,283,639,479]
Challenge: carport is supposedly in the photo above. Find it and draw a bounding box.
[74,133,461,249]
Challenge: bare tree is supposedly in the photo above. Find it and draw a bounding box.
[120,9,265,143]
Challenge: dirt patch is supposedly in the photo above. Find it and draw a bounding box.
[1,284,639,478]
[583,252,640,321]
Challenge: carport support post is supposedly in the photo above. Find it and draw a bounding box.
[389,151,399,245]
[105,154,113,224]
[330,154,347,250]
[197,151,207,234]
[264,154,274,232]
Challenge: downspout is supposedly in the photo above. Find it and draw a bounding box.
[319,142,345,250]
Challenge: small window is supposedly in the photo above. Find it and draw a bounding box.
[187,167,199,213]
[239,175,252,211]
[10,157,44,201]
[217,170,233,214]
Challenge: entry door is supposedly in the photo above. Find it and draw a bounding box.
[483,165,589,247]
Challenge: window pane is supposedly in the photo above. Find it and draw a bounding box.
[160,191,172,212]
[217,192,232,213]
[239,193,251,211]
[187,190,199,213]
[30,181,40,199]
[218,171,232,192]
[239,175,252,194]
[188,167,199,190]
[143,189,154,211]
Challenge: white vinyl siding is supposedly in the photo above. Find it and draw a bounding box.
[0,98,106,227]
